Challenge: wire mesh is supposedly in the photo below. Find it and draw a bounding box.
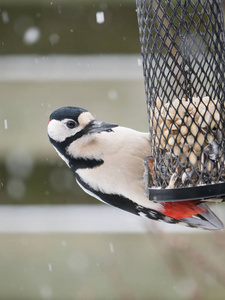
[136,0,225,201]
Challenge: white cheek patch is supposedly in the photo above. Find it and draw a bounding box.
[48,119,83,142]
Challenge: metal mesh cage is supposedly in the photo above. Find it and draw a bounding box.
[136,0,225,201]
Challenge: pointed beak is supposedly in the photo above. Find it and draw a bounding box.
[84,120,118,134]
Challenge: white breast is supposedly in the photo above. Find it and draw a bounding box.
[73,127,162,211]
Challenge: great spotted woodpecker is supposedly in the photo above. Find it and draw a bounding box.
[48,106,223,230]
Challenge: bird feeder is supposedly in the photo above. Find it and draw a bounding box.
[136,0,225,201]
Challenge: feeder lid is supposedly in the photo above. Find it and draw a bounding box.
[149,182,225,202]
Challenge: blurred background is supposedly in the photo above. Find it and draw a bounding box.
[1,0,225,299]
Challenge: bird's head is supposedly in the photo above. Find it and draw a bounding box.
[48,107,118,159]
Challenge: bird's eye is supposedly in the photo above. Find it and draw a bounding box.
[66,120,76,129]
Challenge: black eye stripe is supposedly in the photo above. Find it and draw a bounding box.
[66,120,77,129]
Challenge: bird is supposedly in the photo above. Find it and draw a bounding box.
[47,106,223,231]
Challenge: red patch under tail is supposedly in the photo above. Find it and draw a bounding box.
[163,200,206,220]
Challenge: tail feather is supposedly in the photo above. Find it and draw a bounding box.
[163,201,223,230]
[181,203,224,231]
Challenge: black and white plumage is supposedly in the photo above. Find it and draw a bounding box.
[48,106,223,231]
